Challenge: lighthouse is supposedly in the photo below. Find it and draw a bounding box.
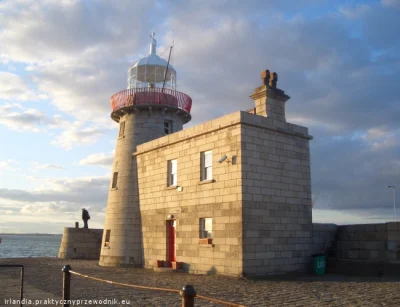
[99,33,192,267]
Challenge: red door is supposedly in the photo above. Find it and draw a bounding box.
[167,220,176,263]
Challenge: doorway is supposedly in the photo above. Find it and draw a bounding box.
[166,220,176,263]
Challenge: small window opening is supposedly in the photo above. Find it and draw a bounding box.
[104,230,111,247]
[200,218,213,238]
[112,172,118,189]
[164,120,172,135]
[119,121,125,137]
[168,159,178,186]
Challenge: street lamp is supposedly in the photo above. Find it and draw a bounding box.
[387,185,396,222]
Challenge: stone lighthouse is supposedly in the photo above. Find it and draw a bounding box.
[99,33,192,267]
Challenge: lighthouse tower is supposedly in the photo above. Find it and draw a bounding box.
[99,33,192,267]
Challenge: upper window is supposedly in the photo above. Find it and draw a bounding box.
[200,218,213,238]
[111,172,118,189]
[201,151,212,181]
[119,121,125,138]
[168,159,178,186]
[164,120,172,135]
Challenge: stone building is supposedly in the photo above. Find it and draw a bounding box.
[99,34,313,276]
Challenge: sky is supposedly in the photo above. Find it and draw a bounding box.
[0,0,399,234]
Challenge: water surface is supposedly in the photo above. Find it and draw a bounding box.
[0,234,61,258]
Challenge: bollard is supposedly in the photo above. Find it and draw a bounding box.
[75,222,79,228]
[180,285,196,307]
[62,265,71,307]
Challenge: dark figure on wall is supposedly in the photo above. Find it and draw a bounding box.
[82,208,90,228]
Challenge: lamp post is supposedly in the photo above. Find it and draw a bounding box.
[387,185,396,222]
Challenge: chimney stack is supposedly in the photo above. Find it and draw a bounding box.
[250,69,290,121]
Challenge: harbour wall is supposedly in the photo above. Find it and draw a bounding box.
[58,227,103,260]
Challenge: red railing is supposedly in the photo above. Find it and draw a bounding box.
[111,88,192,113]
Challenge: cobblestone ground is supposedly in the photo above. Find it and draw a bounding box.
[1,258,400,307]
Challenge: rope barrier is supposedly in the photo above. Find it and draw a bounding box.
[69,270,247,307]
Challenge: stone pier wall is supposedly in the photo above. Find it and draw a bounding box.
[58,227,103,260]
[312,222,400,262]
[335,224,387,261]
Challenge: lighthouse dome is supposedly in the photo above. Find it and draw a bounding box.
[127,32,176,90]
[131,54,176,72]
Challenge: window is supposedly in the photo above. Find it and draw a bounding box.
[200,218,213,238]
[104,230,111,247]
[111,172,118,189]
[164,120,172,135]
[119,121,125,137]
[201,151,212,181]
[167,159,178,186]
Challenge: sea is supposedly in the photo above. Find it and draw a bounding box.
[0,234,62,258]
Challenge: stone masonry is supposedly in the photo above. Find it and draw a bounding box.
[58,227,103,260]
[100,67,313,276]
[99,109,187,267]
[135,107,313,276]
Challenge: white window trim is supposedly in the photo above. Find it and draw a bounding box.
[200,217,213,238]
[168,159,178,186]
[201,151,212,181]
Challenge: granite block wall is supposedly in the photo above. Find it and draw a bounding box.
[100,109,185,267]
[387,222,400,261]
[135,111,243,276]
[336,224,387,261]
[240,112,313,275]
[58,227,103,260]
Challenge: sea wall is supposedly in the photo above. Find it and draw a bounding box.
[336,223,387,261]
[317,222,400,276]
[58,227,103,260]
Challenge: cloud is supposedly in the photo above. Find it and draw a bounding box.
[0,0,399,230]
[19,201,81,215]
[79,152,114,168]
[0,175,109,206]
[0,159,13,169]
[0,103,107,149]
[32,162,64,170]
[339,4,371,19]
[0,0,159,125]
[0,174,109,232]
[0,159,17,174]
[381,0,400,8]
[313,208,392,225]
[50,122,109,150]
[0,72,44,101]
[0,104,70,132]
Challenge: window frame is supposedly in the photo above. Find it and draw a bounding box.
[200,217,213,239]
[167,159,178,187]
[201,150,213,181]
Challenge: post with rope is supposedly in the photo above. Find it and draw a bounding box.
[180,285,197,307]
[62,265,71,307]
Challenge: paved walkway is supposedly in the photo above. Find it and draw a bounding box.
[1,258,400,306]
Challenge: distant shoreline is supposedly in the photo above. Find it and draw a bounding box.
[0,233,62,236]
